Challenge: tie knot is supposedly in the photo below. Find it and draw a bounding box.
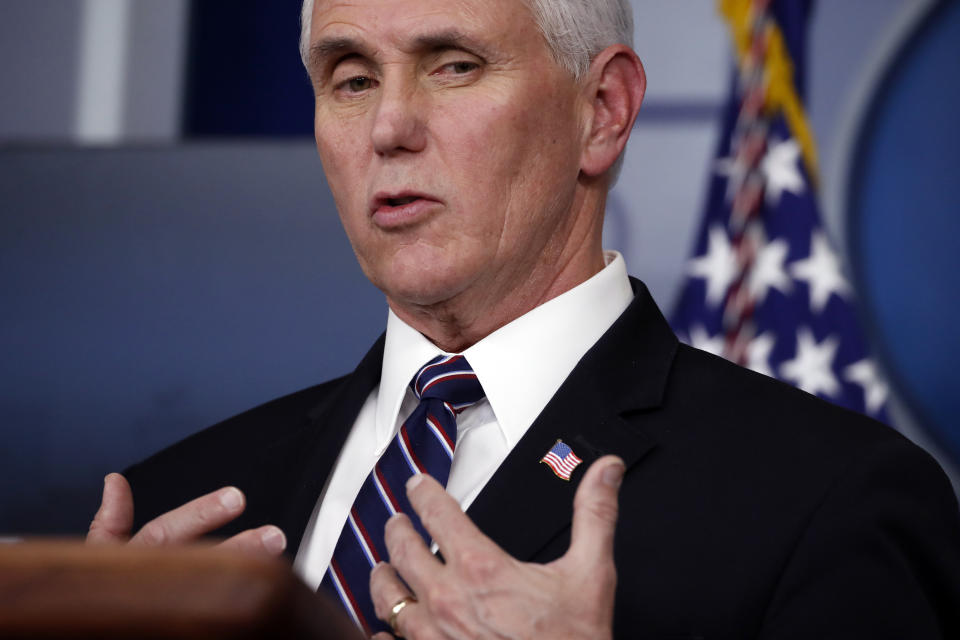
[411,354,485,411]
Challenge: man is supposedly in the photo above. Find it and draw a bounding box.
[89,0,960,638]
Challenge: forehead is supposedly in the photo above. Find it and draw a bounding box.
[310,0,538,51]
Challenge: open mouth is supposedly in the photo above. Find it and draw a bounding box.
[385,196,420,207]
[370,191,440,227]
[372,191,438,212]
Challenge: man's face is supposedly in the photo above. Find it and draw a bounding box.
[308,0,588,312]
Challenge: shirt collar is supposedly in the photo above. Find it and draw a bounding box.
[376,250,634,447]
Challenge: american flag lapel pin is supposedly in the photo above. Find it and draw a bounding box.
[540,439,583,481]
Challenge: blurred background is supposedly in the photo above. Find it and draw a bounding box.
[1,0,958,535]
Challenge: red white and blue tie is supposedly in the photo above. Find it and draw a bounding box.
[320,354,485,634]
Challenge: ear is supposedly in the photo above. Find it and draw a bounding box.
[579,45,646,177]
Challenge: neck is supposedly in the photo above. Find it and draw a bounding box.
[389,189,608,353]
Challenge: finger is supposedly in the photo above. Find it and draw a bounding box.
[567,455,624,566]
[371,634,394,640]
[370,564,428,640]
[384,511,443,596]
[217,525,287,556]
[130,486,246,546]
[405,473,496,560]
[387,597,433,640]
[87,473,134,544]
[370,561,415,624]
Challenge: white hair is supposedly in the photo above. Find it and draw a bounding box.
[299,0,633,81]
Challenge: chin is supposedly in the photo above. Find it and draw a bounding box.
[382,281,462,310]
[363,246,475,304]
[375,268,475,311]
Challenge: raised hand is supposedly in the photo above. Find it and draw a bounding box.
[369,455,625,640]
[86,472,286,555]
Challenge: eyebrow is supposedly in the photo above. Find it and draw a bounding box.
[308,36,373,71]
[308,29,498,72]
[409,29,497,60]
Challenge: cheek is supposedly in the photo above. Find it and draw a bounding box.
[432,100,531,204]
[455,94,577,211]
[316,123,370,213]
[428,85,578,253]
[474,82,575,171]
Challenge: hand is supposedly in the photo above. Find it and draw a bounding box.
[86,472,287,555]
[369,455,625,640]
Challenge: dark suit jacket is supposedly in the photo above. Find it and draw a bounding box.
[127,280,960,639]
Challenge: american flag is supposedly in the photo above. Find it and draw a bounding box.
[541,440,583,481]
[671,0,888,420]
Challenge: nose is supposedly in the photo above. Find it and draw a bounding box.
[370,79,426,156]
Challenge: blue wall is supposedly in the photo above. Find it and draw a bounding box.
[0,144,385,534]
[183,0,313,137]
[848,0,960,466]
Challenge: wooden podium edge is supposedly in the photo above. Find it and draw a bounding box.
[0,540,363,639]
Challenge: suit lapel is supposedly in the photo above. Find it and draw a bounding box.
[278,334,385,557]
[466,280,677,561]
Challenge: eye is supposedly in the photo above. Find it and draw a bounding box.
[429,59,482,84]
[443,61,479,74]
[343,76,374,92]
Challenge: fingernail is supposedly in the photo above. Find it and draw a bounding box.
[406,474,424,491]
[220,487,244,511]
[261,527,286,554]
[602,462,625,488]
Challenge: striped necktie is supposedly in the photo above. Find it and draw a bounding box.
[320,354,485,634]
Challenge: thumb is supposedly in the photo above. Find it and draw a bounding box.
[87,472,134,544]
[567,455,624,567]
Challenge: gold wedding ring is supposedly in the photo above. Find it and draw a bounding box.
[388,596,417,637]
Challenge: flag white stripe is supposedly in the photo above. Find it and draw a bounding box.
[542,451,582,478]
[543,455,570,470]
[544,452,578,470]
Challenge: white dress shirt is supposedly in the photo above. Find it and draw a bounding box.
[294,251,634,588]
